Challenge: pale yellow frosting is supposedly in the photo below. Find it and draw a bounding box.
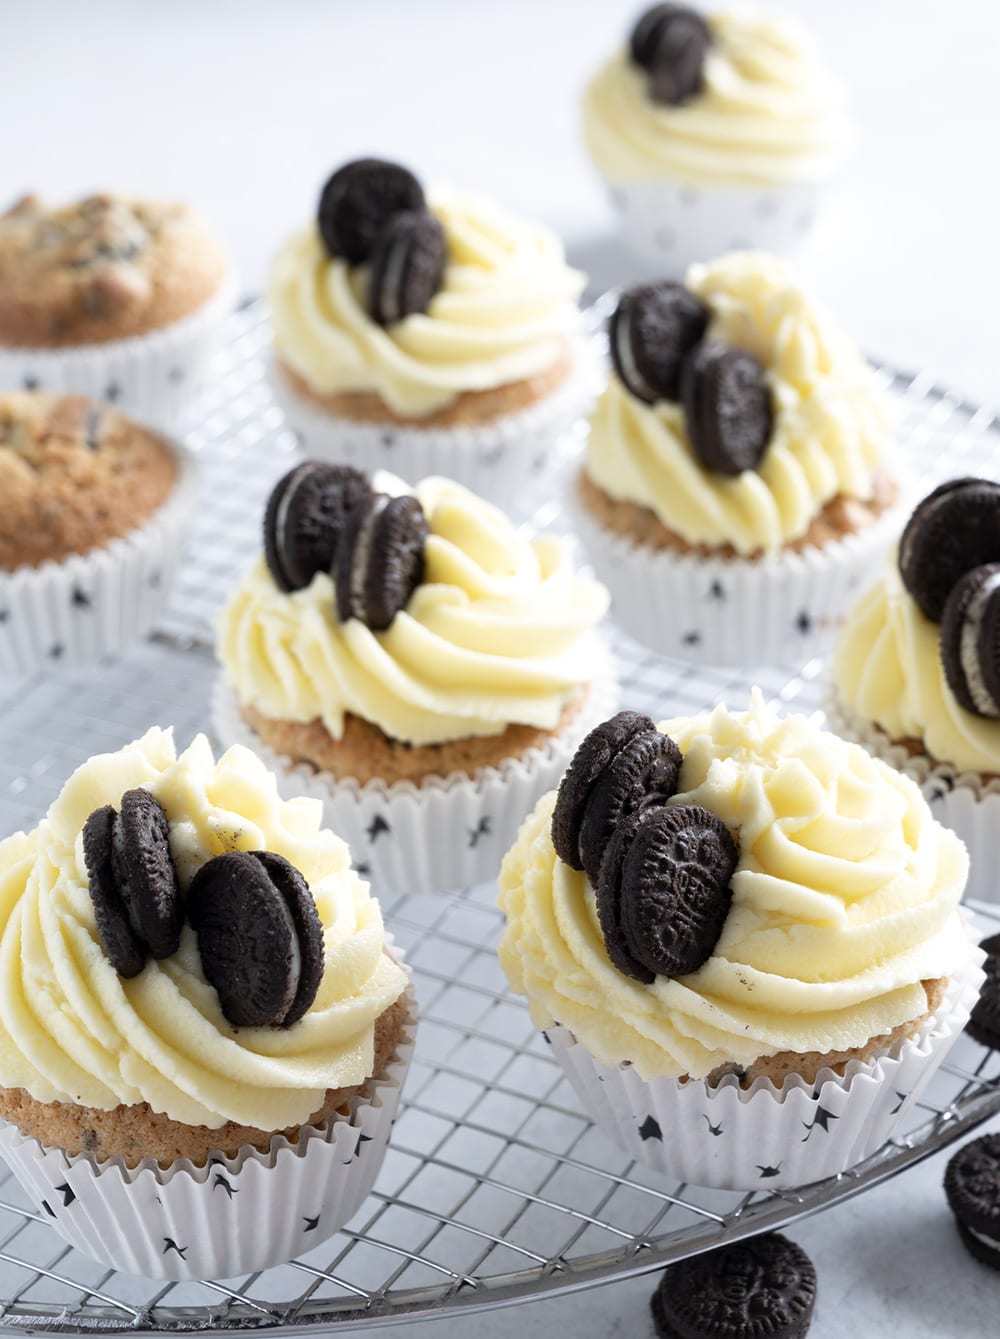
[498,694,969,1080]
[585,252,891,555]
[835,561,1000,777]
[218,473,610,748]
[0,729,408,1129]
[269,187,584,418]
[582,8,848,188]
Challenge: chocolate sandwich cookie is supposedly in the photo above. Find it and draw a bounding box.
[111,788,183,960]
[630,4,712,107]
[263,461,373,593]
[681,341,773,476]
[82,804,147,978]
[966,932,1000,1049]
[550,712,682,880]
[945,1133,1000,1271]
[317,158,425,264]
[188,850,325,1029]
[650,1233,817,1339]
[939,563,1000,718]
[334,491,428,631]
[368,209,447,326]
[898,478,1000,622]
[609,281,709,404]
[597,802,737,983]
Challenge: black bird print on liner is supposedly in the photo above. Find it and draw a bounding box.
[889,1091,908,1115]
[468,816,492,849]
[213,1174,238,1198]
[701,1114,723,1137]
[366,814,391,843]
[638,1114,663,1142]
[757,1163,782,1179]
[303,1215,320,1232]
[55,1182,75,1207]
[163,1238,188,1258]
[800,1106,839,1142]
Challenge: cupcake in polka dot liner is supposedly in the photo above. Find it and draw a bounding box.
[497,693,984,1190]
[829,478,1000,904]
[0,729,415,1280]
[212,461,616,894]
[0,192,234,431]
[573,250,902,666]
[267,158,594,510]
[582,5,849,272]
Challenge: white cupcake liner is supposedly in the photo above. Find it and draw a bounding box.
[572,484,907,667]
[0,967,417,1281]
[603,177,826,275]
[267,339,600,515]
[0,275,236,433]
[546,943,984,1191]
[823,688,1000,904]
[211,658,619,895]
[0,440,200,679]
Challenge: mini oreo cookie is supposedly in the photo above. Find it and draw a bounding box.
[110,789,183,961]
[82,804,147,978]
[966,932,1000,1049]
[597,803,736,983]
[630,4,712,107]
[334,491,428,631]
[898,478,1000,622]
[681,341,773,476]
[609,282,709,404]
[650,1233,817,1339]
[263,461,373,593]
[188,850,325,1029]
[317,158,425,264]
[369,209,447,326]
[945,1133,1000,1271]
[940,563,1000,718]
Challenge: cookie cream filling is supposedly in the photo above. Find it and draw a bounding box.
[960,570,1000,717]
[964,1225,1000,1253]
[0,729,408,1128]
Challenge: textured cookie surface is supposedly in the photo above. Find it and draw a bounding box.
[939,563,1000,717]
[263,461,373,593]
[966,932,1000,1048]
[0,391,178,571]
[945,1133,1000,1270]
[681,341,773,476]
[610,281,708,404]
[898,478,1000,622]
[0,193,227,346]
[82,804,146,978]
[369,209,447,326]
[630,4,712,107]
[334,492,429,631]
[317,159,425,264]
[650,1232,817,1339]
[111,788,183,961]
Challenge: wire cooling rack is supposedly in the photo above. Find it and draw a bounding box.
[0,302,999,1333]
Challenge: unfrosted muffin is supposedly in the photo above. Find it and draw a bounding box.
[0,193,233,427]
[0,391,197,675]
[574,251,901,665]
[583,5,849,269]
[0,728,415,1278]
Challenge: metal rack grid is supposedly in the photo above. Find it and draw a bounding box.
[0,303,998,1333]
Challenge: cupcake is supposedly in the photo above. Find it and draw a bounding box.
[0,727,415,1279]
[0,391,198,677]
[268,158,591,511]
[574,251,901,666]
[0,192,233,430]
[830,478,1000,903]
[213,461,616,893]
[497,694,982,1189]
[582,5,849,271]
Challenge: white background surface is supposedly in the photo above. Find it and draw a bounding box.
[4,2,1000,1334]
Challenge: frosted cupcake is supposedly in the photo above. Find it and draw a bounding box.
[214,461,615,892]
[268,158,590,511]
[830,478,1000,903]
[0,192,233,430]
[498,695,982,1189]
[574,251,901,666]
[0,728,414,1279]
[583,5,849,270]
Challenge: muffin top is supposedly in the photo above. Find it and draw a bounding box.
[498,694,970,1080]
[270,158,584,419]
[0,193,228,347]
[585,252,892,555]
[583,6,848,187]
[218,465,609,747]
[0,392,178,571]
[0,728,407,1129]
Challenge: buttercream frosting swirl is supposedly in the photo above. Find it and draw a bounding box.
[498,694,969,1080]
[218,473,610,748]
[583,8,848,187]
[269,187,584,418]
[0,729,407,1128]
[585,252,891,555]
[835,561,1000,776]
